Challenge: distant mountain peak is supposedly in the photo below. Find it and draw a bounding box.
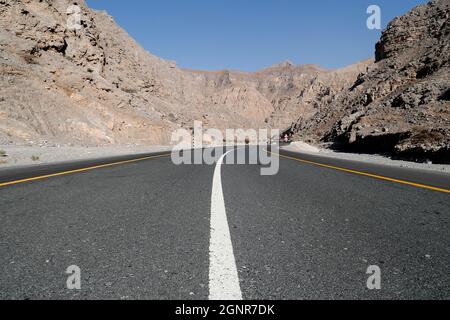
[272,60,295,68]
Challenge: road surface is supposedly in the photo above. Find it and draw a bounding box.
[0,146,449,299]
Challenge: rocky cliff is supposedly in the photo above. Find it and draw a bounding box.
[290,0,450,163]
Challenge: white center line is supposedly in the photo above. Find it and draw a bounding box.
[209,148,243,300]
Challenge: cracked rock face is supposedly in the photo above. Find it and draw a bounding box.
[0,0,177,145]
[291,0,450,163]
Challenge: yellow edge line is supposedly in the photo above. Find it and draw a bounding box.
[0,153,171,188]
[269,150,450,194]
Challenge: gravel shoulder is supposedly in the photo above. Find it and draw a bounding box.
[283,141,450,174]
[0,145,171,169]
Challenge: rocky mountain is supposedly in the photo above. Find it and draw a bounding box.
[290,0,450,163]
[0,0,267,145]
[0,0,365,146]
[1,0,448,164]
[185,60,371,131]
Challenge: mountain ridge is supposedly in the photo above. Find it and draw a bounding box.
[0,0,448,163]
[0,0,366,146]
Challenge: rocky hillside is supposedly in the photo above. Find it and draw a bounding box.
[1,0,178,145]
[0,0,267,145]
[185,60,371,131]
[290,0,450,163]
[1,0,447,163]
[0,0,365,146]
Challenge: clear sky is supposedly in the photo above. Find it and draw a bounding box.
[86,0,427,71]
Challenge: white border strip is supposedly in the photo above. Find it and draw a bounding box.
[209,149,243,300]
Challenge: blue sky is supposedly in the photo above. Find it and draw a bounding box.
[86,0,426,71]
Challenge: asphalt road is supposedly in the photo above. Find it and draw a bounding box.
[0,146,449,300]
